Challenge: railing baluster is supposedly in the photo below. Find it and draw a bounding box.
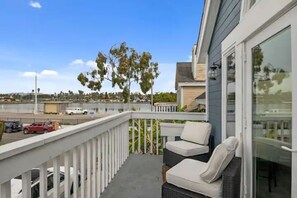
[105,132,108,187]
[92,138,97,198]
[115,127,118,173]
[97,136,101,195]
[280,121,284,142]
[39,162,47,198]
[274,121,278,140]
[1,180,11,198]
[87,140,92,198]
[132,119,135,153]
[53,157,60,198]
[64,151,71,198]
[80,144,86,198]
[138,119,141,152]
[109,130,112,183]
[22,170,31,198]
[144,120,147,154]
[112,128,115,178]
[156,119,159,155]
[101,133,105,191]
[150,119,153,154]
[72,147,79,198]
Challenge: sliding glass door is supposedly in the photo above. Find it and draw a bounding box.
[251,27,292,198]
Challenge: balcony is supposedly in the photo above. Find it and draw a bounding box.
[0,111,206,198]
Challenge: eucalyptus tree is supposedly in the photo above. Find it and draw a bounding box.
[77,42,159,108]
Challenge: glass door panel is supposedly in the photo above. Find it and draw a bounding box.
[252,27,292,198]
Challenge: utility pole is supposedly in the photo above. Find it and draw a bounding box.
[151,79,154,112]
[34,73,38,115]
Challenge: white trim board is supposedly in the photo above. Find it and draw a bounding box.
[177,82,206,87]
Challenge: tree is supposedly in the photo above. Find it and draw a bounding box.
[77,42,159,107]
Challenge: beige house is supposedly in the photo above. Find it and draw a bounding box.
[175,47,206,112]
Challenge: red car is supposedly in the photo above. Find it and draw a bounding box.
[23,121,55,134]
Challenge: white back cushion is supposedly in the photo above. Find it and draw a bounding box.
[200,137,239,183]
[180,121,212,145]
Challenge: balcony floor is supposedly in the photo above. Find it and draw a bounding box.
[101,154,163,198]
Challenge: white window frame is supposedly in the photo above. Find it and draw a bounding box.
[221,47,236,142]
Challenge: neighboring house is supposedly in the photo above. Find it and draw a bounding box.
[175,61,206,112]
[196,0,297,197]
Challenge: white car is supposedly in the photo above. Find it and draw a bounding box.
[11,167,80,198]
[65,107,88,115]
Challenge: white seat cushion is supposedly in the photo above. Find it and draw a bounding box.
[166,140,209,157]
[180,122,212,145]
[166,159,222,198]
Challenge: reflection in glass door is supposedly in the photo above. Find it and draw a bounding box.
[226,51,236,137]
[252,27,292,197]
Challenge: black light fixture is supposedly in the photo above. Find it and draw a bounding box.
[208,63,221,80]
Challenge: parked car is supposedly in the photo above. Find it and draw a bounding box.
[23,121,54,134]
[4,121,23,133]
[65,107,88,115]
[11,167,80,198]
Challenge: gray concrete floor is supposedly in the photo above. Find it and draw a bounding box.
[101,154,163,198]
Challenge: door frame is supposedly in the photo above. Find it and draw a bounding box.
[244,6,297,196]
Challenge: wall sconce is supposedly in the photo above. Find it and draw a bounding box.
[208,63,221,80]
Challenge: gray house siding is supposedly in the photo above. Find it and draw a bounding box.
[208,0,241,146]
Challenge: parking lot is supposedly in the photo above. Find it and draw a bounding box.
[0,112,108,146]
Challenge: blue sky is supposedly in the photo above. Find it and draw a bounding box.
[0,0,203,94]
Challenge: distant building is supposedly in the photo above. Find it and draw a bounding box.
[44,102,69,114]
[175,57,206,111]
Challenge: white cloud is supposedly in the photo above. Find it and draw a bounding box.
[22,70,58,78]
[29,1,42,9]
[70,59,84,65]
[86,60,97,69]
[22,72,37,77]
[187,54,192,62]
[40,70,58,76]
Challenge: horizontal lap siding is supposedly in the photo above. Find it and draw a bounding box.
[208,0,241,146]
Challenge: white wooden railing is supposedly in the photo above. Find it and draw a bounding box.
[130,112,207,155]
[0,111,206,198]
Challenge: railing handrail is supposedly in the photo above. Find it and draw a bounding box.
[131,111,207,121]
[0,112,131,184]
[0,111,207,185]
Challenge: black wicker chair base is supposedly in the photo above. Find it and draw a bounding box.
[163,135,214,167]
[162,183,207,198]
[162,157,241,198]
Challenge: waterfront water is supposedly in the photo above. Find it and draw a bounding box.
[0,102,152,114]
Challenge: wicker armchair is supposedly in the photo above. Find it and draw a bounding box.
[162,157,241,198]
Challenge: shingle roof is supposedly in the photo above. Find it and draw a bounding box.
[175,62,199,90]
